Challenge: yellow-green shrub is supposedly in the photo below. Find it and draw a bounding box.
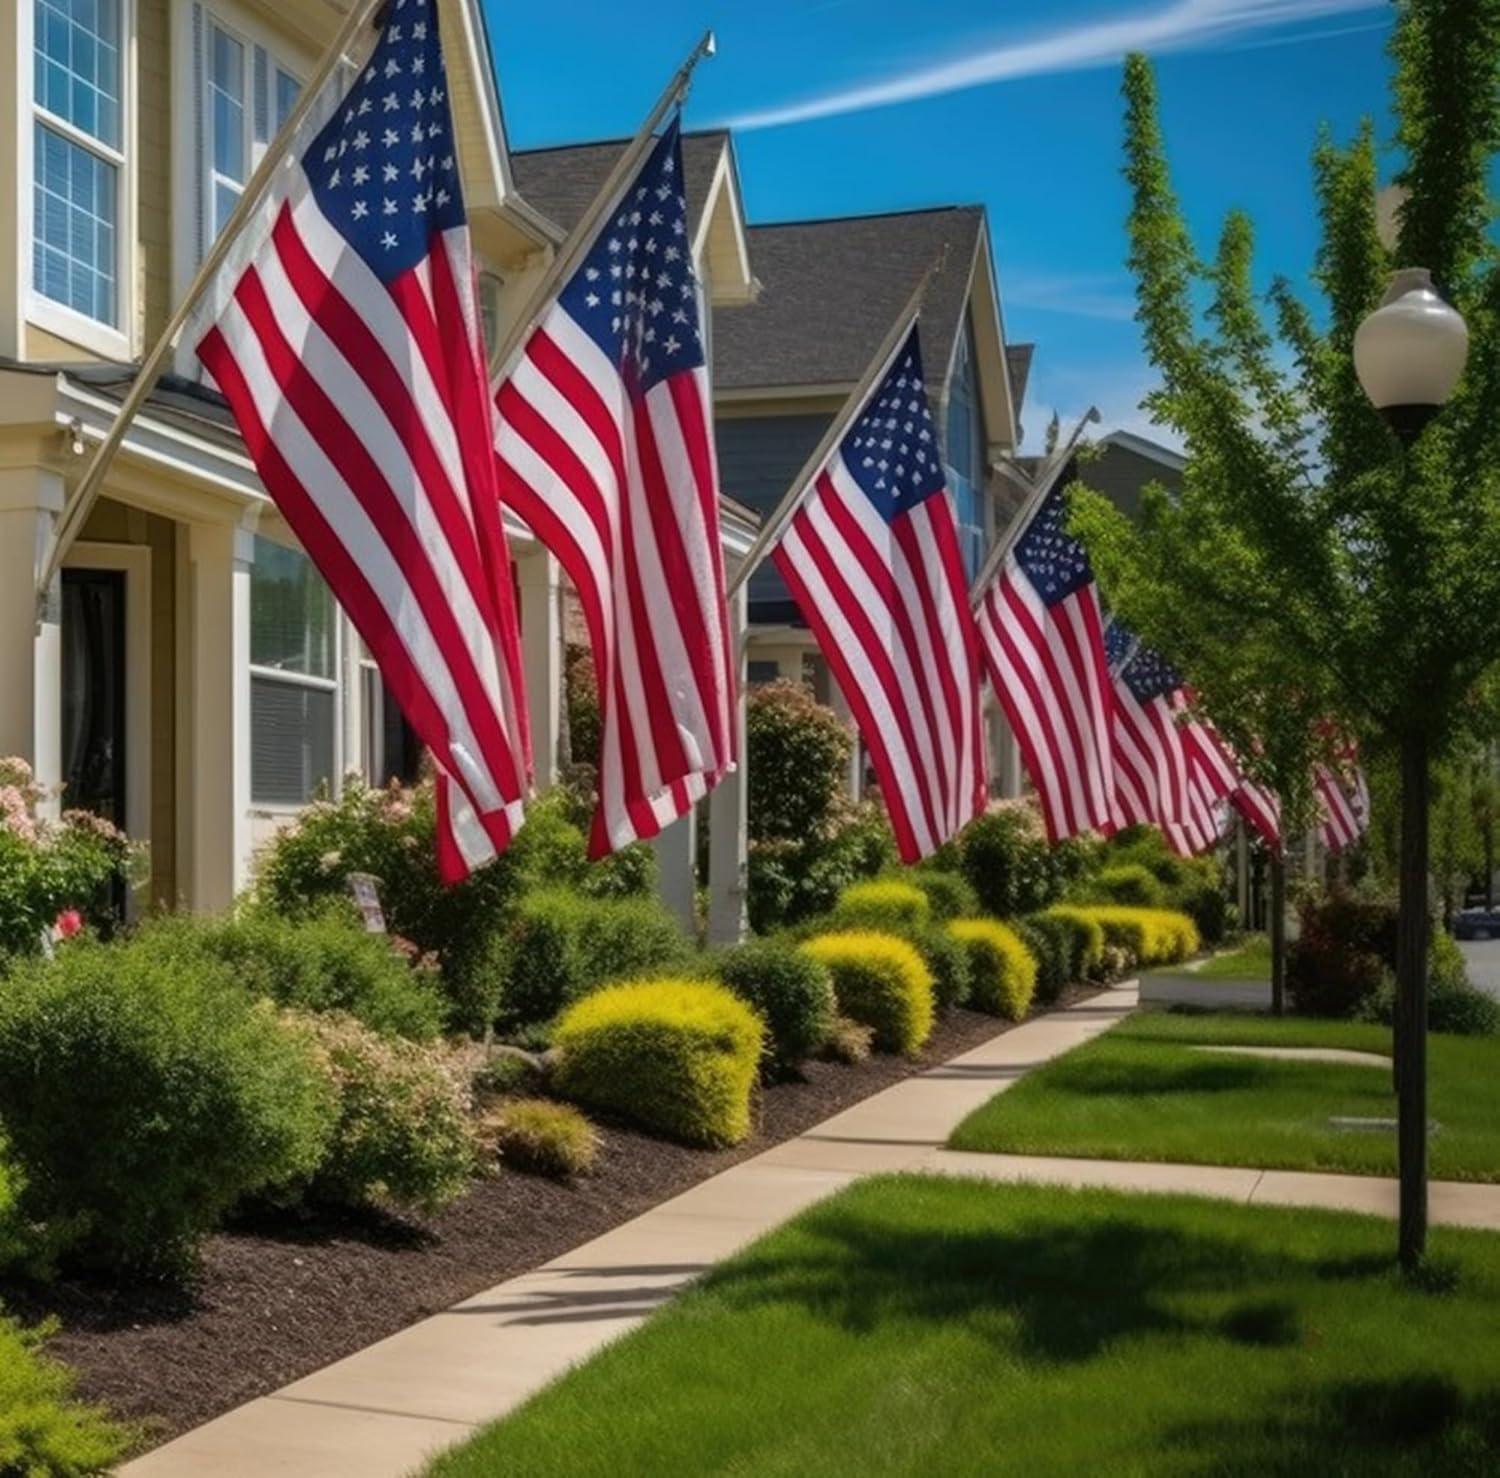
[1060,906,1200,967]
[948,919,1037,1020]
[800,932,934,1056]
[483,1099,598,1178]
[552,981,764,1147]
[834,879,932,929]
[1039,906,1107,980]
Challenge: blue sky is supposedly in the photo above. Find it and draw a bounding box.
[482,0,1397,451]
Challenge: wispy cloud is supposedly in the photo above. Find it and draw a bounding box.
[729,0,1383,130]
[1004,270,1139,323]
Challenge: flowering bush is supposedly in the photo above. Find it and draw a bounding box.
[0,758,141,961]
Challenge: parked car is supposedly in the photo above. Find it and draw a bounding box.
[1453,908,1500,941]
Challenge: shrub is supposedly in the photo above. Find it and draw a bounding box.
[948,920,1037,1020]
[553,980,763,1147]
[1085,864,1166,908]
[290,1012,476,1213]
[714,939,836,1074]
[471,1050,545,1099]
[820,1015,875,1063]
[1358,932,1500,1036]
[746,682,853,843]
[1081,906,1200,966]
[497,890,689,1031]
[908,924,972,1011]
[483,1099,598,1178]
[800,932,934,1056]
[0,1310,133,1474]
[1287,890,1399,1018]
[1178,881,1234,947]
[1015,916,1071,1004]
[834,879,931,929]
[906,868,981,922]
[0,940,334,1274]
[565,643,602,768]
[1039,906,1107,980]
[955,801,1066,919]
[140,907,446,1040]
[747,804,897,933]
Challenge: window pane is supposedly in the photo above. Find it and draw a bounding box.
[944,321,986,580]
[252,677,335,805]
[210,25,246,184]
[214,180,242,240]
[251,537,335,678]
[275,68,300,132]
[34,0,121,149]
[32,121,117,323]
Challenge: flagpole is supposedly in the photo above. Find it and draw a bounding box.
[968,405,1101,606]
[487,31,717,391]
[35,0,387,613]
[727,256,945,599]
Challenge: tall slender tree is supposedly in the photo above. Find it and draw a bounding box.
[1073,0,1500,1270]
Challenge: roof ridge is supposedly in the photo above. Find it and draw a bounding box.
[745,203,984,232]
[512,127,730,158]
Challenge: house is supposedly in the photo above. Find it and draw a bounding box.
[0,0,757,917]
[1082,428,1185,517]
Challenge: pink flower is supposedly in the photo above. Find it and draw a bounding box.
[54,909,83,939]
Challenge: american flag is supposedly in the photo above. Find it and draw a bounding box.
[1106,626,1228,857]
[194,0,530,880]
[770,326,985,862]
[976,478,1116,843]
[1232,776,1283,850]
[1316,759,1370,853]
[493,119,735,856]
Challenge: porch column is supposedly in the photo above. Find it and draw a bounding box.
[186,521,253,911]
[0,470,63,813]
[516,549,562,788]
[830,678,862,801]
[653,809,698,936]
[993,707,1023,800]
[1236,821,1251,925]
[708,586,750,947]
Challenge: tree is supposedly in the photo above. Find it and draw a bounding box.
[1075,2,1500,1270]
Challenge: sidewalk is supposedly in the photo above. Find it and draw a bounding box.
[123,986,1140,1478]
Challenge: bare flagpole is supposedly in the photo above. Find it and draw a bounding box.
[968,406,1101,606]
[36,0,388,612]
[487,31,717,391]
[728,252,947,599]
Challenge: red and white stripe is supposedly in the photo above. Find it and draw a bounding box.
[1316,762,1368,853]
[772,467,985,864]
[195,188,530,881]
[1232,777,1283,850]
[976,565,1115,843]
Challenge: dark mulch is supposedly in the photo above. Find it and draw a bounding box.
[1,989,1095,1450]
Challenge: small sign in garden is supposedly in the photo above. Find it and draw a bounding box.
[347,874,387,934]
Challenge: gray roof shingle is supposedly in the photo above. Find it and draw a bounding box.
[714,206,985,395]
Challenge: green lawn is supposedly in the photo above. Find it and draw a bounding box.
[949,1010,1500,1181]
[1187,934,1273,980]
[427,1176,1500,1477]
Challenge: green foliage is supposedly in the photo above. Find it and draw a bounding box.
[948,919,1037,1020]
[747,803,897,933]
[0,1309,133,1474]
[252,781,654,1033]
[819,1014,874,1064]
[565,643,602,768]
[1102,830,1233,945]
[471,1050,545,1099]
[140,906,446,1040]
[954,802,1071,919]
[1038,906,1107,982]
[832,879,931,929]
[745,682,853,843]
[714,938,836,1075]
[0,939,334,1275]
[1067,906,1199,967]
[907,922,972,1012]
[289,1011,475,1213]
[483,1099,599,1179]
[553,980,764,1147]
[1287,891,1397,1018]
[1361,933,1500,1036]
[800,932,934,1056]
[497,889,689,1031]
[905,867,981,922]
[1084,863,1166,908]
[1015,916,1071,1004]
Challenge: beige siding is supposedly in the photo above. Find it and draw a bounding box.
[137,0,172,346]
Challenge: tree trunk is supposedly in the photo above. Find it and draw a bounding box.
[1269,852,1286,1017]
[1486,821,1494,912]
[1396,729,1431,1274]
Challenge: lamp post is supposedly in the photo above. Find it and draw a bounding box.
[1353,268,1469,1271]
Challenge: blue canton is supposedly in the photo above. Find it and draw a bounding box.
[1103,618,1138,680]
[840,329,946,523]
[1014,480,1094,605]
[559,119,703,394]
[1121,640,1183,704]
[304,0,465,284]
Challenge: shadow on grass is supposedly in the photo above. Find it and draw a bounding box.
[1038,1052,1273,1098]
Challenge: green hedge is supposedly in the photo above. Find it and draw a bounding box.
[833,879,932,929]
[906,868,981,922]
[800,932,934,1056]
[948,919,1037,1020]
[1038,906,1107,981]
[553,980,764,1146]
[1016,915,1072,1003]
[1085,864,1166,908]
[714,938,836,1074]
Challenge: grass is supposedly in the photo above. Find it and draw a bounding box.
[426,1176,1500,1477]
[1186,934,1273,981]
[949,1010,1500,1181]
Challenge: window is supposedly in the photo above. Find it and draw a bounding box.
[250,538,337,805]
[944,319,987,580]
[32,0,124,326]
[361,663,424,788]
[747,660,780,686]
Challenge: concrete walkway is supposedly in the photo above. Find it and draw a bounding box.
[124,986,1141,1478]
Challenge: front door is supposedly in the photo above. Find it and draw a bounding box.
[61,568,127,826]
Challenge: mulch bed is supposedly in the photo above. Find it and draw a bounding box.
[1,989,1095,1451]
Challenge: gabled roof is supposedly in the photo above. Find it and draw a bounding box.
[510,129,732,239]
[1006,343,1036,423]
[713,207,983,395]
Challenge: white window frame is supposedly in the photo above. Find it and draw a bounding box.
[23,0,137,361]
[247,534,342,814]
